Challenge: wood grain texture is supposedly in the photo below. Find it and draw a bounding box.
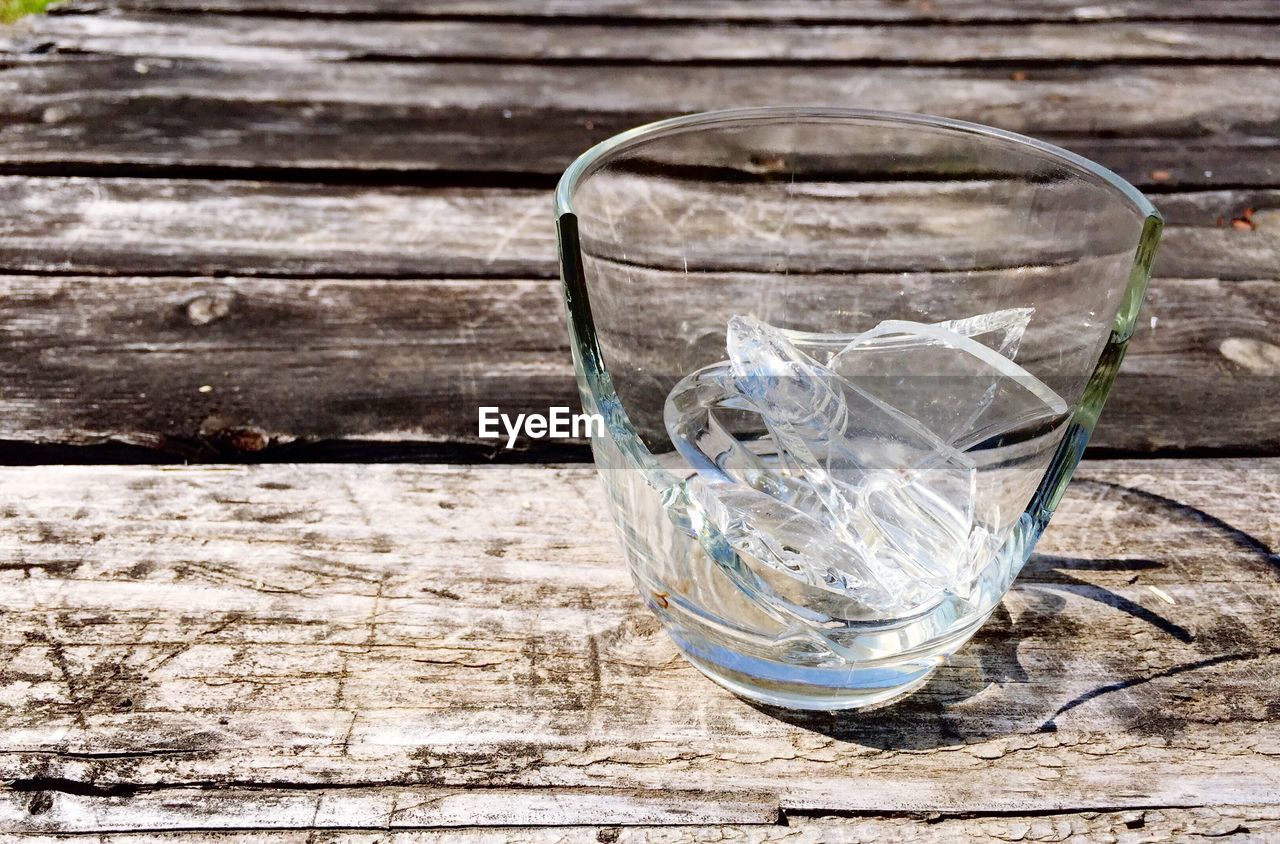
[4,787,780,831]
[0,0,1276,837]
[0,274,1273,456]
[0,176,1273,455]
[0,459,1277,830]
[0,178,551,278]
[63,0,1280,22]
[0,177,1274,280]
[11,13,1280,63]
[1,50,1278,189]
[7,808,1280,841]
[0,275,575,455]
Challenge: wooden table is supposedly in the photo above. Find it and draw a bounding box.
[2,2,1279,839]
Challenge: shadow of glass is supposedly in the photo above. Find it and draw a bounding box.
[740,603,1047,750]
[732,475,1280,750]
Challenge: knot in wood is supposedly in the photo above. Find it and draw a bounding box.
[185,294,233,326]
[222,426,269,453]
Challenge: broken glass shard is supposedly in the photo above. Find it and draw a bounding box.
[664,310,1068,618]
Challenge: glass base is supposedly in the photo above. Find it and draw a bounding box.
[667,626,962,711]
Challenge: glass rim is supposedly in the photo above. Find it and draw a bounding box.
[554,106,1160,222]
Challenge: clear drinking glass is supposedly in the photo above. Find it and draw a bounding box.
[555,108,1162,710]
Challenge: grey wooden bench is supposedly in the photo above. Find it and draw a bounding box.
[1,1,1277,839]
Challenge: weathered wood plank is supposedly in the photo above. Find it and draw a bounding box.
[0,178,551,278]
[11,13,1280,63]
[0,177,1272,455]
[0,459,1277,830]
[2,787,779,831]
[0,274,1273,455]
[1,56,1277,188]
[7,807,1280,840]
[0,177,1273,280]
[0,275,574,454]
[64,0,1280,23]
